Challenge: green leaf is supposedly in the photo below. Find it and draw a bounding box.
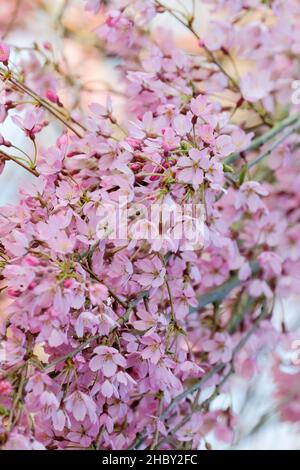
[238,163,248,186]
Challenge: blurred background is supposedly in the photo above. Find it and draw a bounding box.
[1,0,300,450]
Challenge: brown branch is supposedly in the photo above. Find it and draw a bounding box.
[0,150,38,177]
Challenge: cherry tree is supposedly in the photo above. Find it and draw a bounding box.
[0,0,300,450]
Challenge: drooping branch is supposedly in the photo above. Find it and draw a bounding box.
[226,113,300,165]
[131,302,270,449]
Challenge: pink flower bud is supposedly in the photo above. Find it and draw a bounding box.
[24,255,40,267]
[28,282,37,290]
[7,288,21,298]
[67,151,80,158]
[46,89,59,104]
[43,41,52,51]
[64,279,74,289]
[130,163,142,172]
[0,380,12,396]
[0,42,10,65]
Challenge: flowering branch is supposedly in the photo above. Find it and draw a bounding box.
[0,68,84,137]
[132,302,270,449]
[0,0,298,451]
[226,113,300,165]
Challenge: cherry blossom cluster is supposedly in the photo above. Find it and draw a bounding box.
[0,0,300,450]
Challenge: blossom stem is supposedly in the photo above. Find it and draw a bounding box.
[6,363,28,432]
[150,392,164,450]
[0,150,38,177]
[10,143,32,162]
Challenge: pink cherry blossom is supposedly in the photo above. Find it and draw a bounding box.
[89,346,126,377]
[12,108,46,139]
[177,148,210,188]
[1,0,300,452]
[140,333,164,364]
[134,256,166,288]
[0,380,12,395]
[190,95,213,119]
[235,181,269,213]
[240,71,274,103]
[203,332,233,364]
[65,391,97,423]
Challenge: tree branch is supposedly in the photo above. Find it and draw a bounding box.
[0,150,39,177]
[131,302,269,449]
[225,113,300,165]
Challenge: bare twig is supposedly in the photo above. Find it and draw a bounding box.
[0,150,38,177]
[225,113,300,165]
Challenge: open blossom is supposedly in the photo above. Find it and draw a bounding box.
[231,128,254,152]
[89,346,126,377]
[132,305,165,335]
[202,332,233,364]
[97,9,134,50]
[1,0,300,453]
[140,333,164,364]
[173,114,192,136]
[74,311,100,338]
[214,135,235,157]
[161,127,181,151]
[235,181,269,213]
[190,95,213,119]
[240,71,274,103]
[12,108,46,139]
[198,124,215,144]
[65,391,97,423]
[176,148,210,188]
[37,145,65,175]
[134,256,166,288]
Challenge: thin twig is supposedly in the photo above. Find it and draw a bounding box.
[6,363,28,432]
[0,69,84,138]
[0,150,38,177]
[189,261,259,314]
[248,122,300,169]
[225,113,300,165]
